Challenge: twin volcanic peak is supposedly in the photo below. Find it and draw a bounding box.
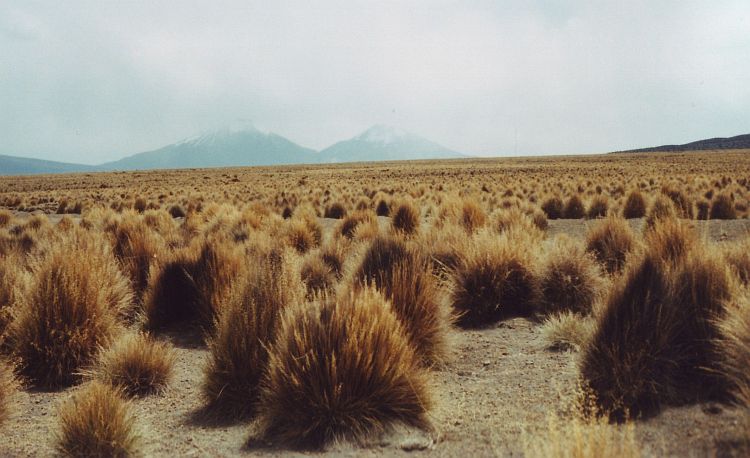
[0,123,461,175]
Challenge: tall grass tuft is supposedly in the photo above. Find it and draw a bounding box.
[258,287,431,448]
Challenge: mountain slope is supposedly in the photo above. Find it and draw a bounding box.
[0,154,93,176]
[622,133,750,153]
[99,125,317,171]
[319,124,460,163]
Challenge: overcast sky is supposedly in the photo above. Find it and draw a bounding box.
[1,1,749,164]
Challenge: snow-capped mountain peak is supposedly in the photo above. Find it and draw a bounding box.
[355,124,410,144]
[177,120,264,147]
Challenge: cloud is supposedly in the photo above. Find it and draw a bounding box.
[1,0,748,163]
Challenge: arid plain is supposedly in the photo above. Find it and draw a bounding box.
[1,150,750,457]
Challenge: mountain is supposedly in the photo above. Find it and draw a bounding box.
[99,123,317,171]
[2,123,463,176]
[621,133,750,153]
[0,154,93,176]
[319,124,460,163]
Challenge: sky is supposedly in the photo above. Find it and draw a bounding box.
[1,0,749,164]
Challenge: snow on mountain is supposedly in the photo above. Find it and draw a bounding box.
[319,124,460,163]
[99,123,317,171]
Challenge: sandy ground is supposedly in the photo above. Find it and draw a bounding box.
[2,214,750,457]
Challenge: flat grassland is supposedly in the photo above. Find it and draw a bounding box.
[1,150,750,457]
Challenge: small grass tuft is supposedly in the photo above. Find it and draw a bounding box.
[56,381,139,457]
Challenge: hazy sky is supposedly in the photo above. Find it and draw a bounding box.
[1,1,749,164]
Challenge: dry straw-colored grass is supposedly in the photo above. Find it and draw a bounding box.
[585,216,636,275]
[563,195,586,219]
[645,194,677,228]
[525,406,641,458]
[8,230,128,387]
[352,235,451,365]
[718,292,750,438]
[301,251,336,298]
[622,190,647,219]
[711,193,737,220]
[540,312,596,352]
[581,239,734,420]
[537,236,604,317]
[56,381,139,457]
[258,287,431,449]
[143,245,200,331]
[449,231,539,328]
[91,332,175,397]
[0,360,15,426]
[391,200,420,235]
[460,198,487,233]
[202,248,302,418]
[110,215,169,304]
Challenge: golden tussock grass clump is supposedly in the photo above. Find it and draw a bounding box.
[563,195,586,219]
[696,199,710,220]
[0,210,12,228]
[56,381,139,457]
[376,198,390,216]
[8,230,128,387]
[540,311,596,352]
[661,185,693,219]
[531,208,549,231]
[168,204,186,218]
[622,190,647,219]
[190,238,248,332]
[643,218,697,266]
[449,231,539,328]
[541,196,564,220]
[0,360,16,426]
[718,293,750,423]
[710,193,737,220]
[585,216,636,275]
[645,194,676,228]
[324,202,347,219]
[580,246,733,421]
[337,210,378,240]
[301,252,336,298]
[203,248,303,418]
[146,237,246,334]
[91,333,175,397]
[320,241,347,279]
[293,207,323,246]
[494,207,546,239]
[460,198,487,233]
[110,215,168,305]
[536,236,604,317]
[391,200,420,235]
[284,219,317,254]
[420,223,465,278]
[354,235,410,283]
[143,244,201,331]
[258,287,431,449]
[352,236,450,365]
[724,237,750,285]
[56,215,75,232]
[587,195,609,219]
[433,197,461,228]
[0,256,26,342]
[133,196,148,213]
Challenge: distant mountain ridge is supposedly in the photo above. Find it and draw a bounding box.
[620,133,750,153]
[1,123,462,176]
[0,154,94,176]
